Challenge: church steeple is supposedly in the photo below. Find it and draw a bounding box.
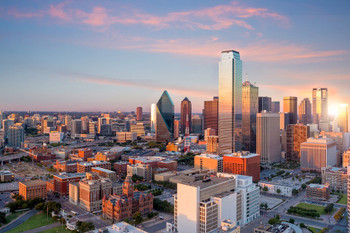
[122,175,134,197]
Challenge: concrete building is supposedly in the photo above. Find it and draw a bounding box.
[321,167,347,192]
[306,183,330,201]
[0,170,14,182]
[204,128,216,142]
[113,161,130,176]
[181,97,192,135]
[207,136,219,154]
[300,138,337,171]
[127,164,152,182]
[194,153,223,172]
[128,156,177,173]
[256,112,281,164]
[53,173,86,197]
[319,131,347,166]
[258,181,299,197]
[299,98,312,125]
[7,125,24,148]
[77,161,111,173]
[258,96,271,113]
[174,173,260,233]
[312,88,328,126]
[116,132,137,143]
[91,222,148,233]
[204,97,219,136]
[271,101,280,113]
[343,149,350,168]
[136,107,143,121]
[54,160,77,173]
[49,131,64,143]
[91,167,117,181]
[254,223,295,233]
[223,151,260,182]
[19,180,47,200]
[286,124,310,161]
[174,120,180,139]
[130,123,145,137]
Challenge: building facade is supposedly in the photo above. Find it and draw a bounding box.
[180,97,192,135]
[155,91,174,142]
[286,124,310,161]
[223,152,260,182]
[312,88,328,126]
[283,96,298,124]
[194,154,223,172]
[299,98,312,125]
[258,96,271,113]
[204,97,219,136]
[19,180,47,200]
[136,107,143,121]
[306,183,330,201]
[321,167,347,192]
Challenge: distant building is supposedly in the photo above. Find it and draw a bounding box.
[300,138,336,171]
[7,125,24,148]
[113,161,130,176]
[54,161,77,173]
[283,96,298,124]
[256,112,281,164]
[271,101,280,113]
[321,167,347,192]
[286,124,310,161]
[312,88,328,125]
[194,153,223,172]
[299,98,312,125]
[136,107,143,121]
[206,136,219,153]
[129,156,177,173]
[0,170,14,182]
[192,115,203,134]
[116,132,137,143]
[91,222,148,233]
[19,180,47,200]
[71,119,82,135]
[338,104,348,133]
[306,183,330,201]
[204,97,219,136]
[130,123,145,137]
[223,151,260,182]
[343,149,350,168]
[173,120,180,139]
[254,223,296,233]
[155,91,174,142]
[258,96,271,113]
[319,131,346,166]
[77,161,111,173]
[127,164,152,182]
[279,112,292,130]
[91,167,117,181]
[49,131,64,143]
[181,97,192,135]
[52,173,86,197]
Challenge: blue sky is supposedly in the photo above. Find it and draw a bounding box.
[0,0,350,114]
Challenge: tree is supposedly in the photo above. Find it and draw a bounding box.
[324,203,334,214]
[133,211,143,225]
[301,183,306,189]
[263,186,268,192]
[276,189,281,194]
[268,218,277,225]
[0,212,6,224]
[76,221,95,232]
[300,223,305,228]
[289,218,295,224]
[275,214,280,220]
[292,189,298,195]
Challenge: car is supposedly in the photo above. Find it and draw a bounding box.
[159,216,164,220]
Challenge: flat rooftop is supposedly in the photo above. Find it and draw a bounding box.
[91,167,115,173]
[184,176,233,189]
[55,173,86,179]
[20,180,46,186]
[78,161,109,166]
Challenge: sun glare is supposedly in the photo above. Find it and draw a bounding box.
[328,105,339,116]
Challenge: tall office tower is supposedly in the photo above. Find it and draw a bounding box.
[155,90,174,142]
[299,98,312,125]
[136,107,143,121]
[300,138,336,171]
[98,117,109,134]
[286,124,310,161]
[180,97,192,135]
[256,112,281,164]
[150,103,156,133]
[312,88,328,125]
[191,115,203,134]
[174,173,260,233]
[88,121,96,135]
[279,112,292,130]
[173,120,180,139]
[271,101,280,113]
[283,96,298,124]
[218,50,242,154]
[242,81,258,152]
[338,104,349,133]
[7,125,24,148]
[2,119,14,138]
[258,96,271,113]
[81,116,89,134]
[204,97,219,136]
[65,115,72,131]
[71,119,82,135]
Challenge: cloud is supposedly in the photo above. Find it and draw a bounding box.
[49,1,71,20]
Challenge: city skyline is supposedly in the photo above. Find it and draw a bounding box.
[1,1,350,114]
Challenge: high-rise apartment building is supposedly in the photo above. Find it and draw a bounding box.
[258,96,271,113]
[218,50,242,154]
[312,88,328,125]
[65,115,72,131]
[180,97,192,135]
[174,173,260,233]
[300,138,336,171]
[283,96,298,124]
[299,98,312,125]
[256,112,281,164]
[7,125,24,148]
[223,151,260,182]
[242,81,258,152]
[286,124,310,161]
[194,154,223,172]
[136,107,143,121]
[88,121,96,135]
[2,119,14,139]
[338,104,348,133]
[155,91,174,142]
[271,101,280,113]
[204,97,219,135]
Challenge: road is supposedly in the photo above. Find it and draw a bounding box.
[0,209,39,233]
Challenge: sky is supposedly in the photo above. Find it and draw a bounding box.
[0,0,350,115]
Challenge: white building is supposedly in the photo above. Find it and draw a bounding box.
[174,173,260,233]
[258,181,299,197]
[91,222,147,233]
[49,131,64,143]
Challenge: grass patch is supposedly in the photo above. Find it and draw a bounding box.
[7,213,56,233]
[308,226,322,233]
[38,226,70,233]
[295,203,329,215]
[6,211,27,224]
[335,193,347,205]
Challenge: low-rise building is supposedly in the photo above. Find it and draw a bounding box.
[321,167,347,192]
[113,161,130,176]
[53,173,86,197]
[129,156,178,174]
[306,183,330,201]
[194,153,223,172]
[342,149,350,168]
[0,170,14,182]
[116,132,137,143]
[95,151,120,162]
[54,160,77,173]
[258,181,299,197]
[127,164,152,182]
[206,136,218,153]
[91,167,117,181]
[91,222,147,233]
[19,180,47,200]
[77,161,111,173]
[254,223,294,233]
[77,148,93,160]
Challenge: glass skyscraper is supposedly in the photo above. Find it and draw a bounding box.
[283,96,298,124]
[242,81,258,153]
[312,88,328,125]
[150,103,156,133]
[155,90,174,142]
[299,98,312,125]
[180,97,192,135]
[218,50,242,154]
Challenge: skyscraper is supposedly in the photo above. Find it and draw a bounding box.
[180,97,192,135]
[258,96,271,113]
[173,120,180,139]
[286,124,310,161]
[338,104,348,133]
[204,97,219,135]
[283,96,298,124]
[150,103,156,133]
[218,50,242,154]
[155,90,174,142]
[71,119,82,135]
[256,112,281,164]
[299,98,312,125]
[242,80,258,152]
[271,101,280,113]
[136,107,143,121]
[312,88,328,125]
[7,125,24,148]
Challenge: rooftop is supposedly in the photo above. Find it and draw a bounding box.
[185,176,233,189]
[54,172,86,179]
[308,183,329,189]
[196,153,222,160]
[92,222,147,233]
[78,161,109,166]
[20,179,46,186]
[224,151,259,158]
[91,167,115,174]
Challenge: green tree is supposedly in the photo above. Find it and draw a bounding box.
[268,218,277,225]
[292,189,298,195]
[289,218,295,224]
[0,212,6,224]
[276,189,281,194]
[301,183,306,189]
[300,223,305,228]
[76,221,95,232]
[263,186,268,192]
[324,203,334,214]
[133,211,143,225]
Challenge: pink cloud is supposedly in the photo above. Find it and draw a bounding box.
[49,2,71,20]
[76,7,109,26]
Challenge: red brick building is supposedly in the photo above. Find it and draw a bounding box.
[223,152,260,182]
[102,176,153,222]
[306,183,330,201]
[129,156,177,173]
[19,180,47,200]
[113,161,130,176]
[78,148,93,160]
[53,173,86,197]
[77,161,111,173]
[54,160,77,173]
